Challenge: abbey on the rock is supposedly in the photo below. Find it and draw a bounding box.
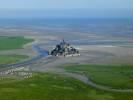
[50,39,80,57]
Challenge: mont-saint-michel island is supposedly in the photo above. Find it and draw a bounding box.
[50,39,80,57]
[0,0,133,100]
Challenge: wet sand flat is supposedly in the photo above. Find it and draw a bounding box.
[0,26,133,65]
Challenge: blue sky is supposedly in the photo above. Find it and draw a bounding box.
[0,0,132,18]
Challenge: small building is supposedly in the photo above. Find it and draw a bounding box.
[51,39,80,57]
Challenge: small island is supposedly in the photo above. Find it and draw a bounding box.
[50,39,80,57]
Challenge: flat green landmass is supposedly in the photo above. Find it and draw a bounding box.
[0,55,28,64]
[0,36,33,50]
[0,72,133,100]
[63,64,133,89]
[0,36,33,64]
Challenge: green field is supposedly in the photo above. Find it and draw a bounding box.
[0,55,28,64]
[0,36,33,50]
[0,36,33,64]
[0,72,133,100]
[63,64,133,89]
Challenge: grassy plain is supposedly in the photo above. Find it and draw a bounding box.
[63,64,133,89]
[0,36,33,50]
[0,36,33,64]
[0,73,133,100]
[0,55,28,64]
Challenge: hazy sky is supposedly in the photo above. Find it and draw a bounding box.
[0,0,132,18]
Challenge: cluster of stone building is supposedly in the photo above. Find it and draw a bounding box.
[0,67,32,79]
[50,39,80,57]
